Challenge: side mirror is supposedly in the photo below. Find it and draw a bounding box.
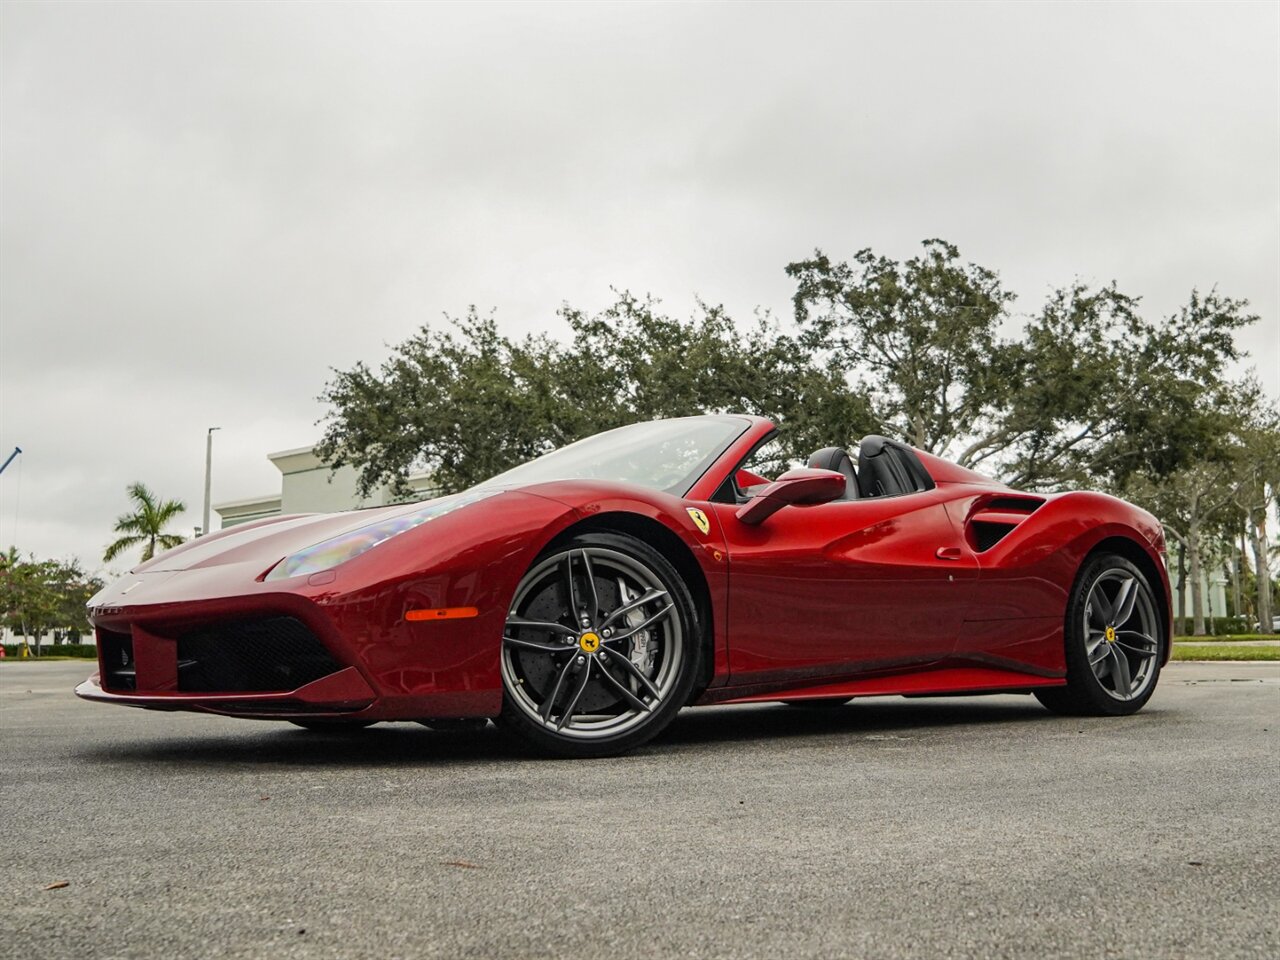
[735,468,846,526]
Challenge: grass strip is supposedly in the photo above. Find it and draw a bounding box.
[1173,634,1277,643]
[1171,644,1280,662]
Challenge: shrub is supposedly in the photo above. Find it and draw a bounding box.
[2,643,97,659]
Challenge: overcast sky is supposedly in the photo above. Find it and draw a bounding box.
[2,1,1277,573]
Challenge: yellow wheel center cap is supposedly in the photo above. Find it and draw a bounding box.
[578,632,601,653]
[1104,626,1117,643]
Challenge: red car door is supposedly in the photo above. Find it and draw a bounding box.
[708,489,979,687]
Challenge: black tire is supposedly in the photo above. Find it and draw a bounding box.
[1035,552,1164,717]
[288,719,376,732]
[780,698,853,709]
[497,531,703,758]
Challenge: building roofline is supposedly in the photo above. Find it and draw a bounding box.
[213,494,284,511]
[268,444,319,460]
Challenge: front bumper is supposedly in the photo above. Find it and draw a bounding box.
[75,666,376,718]
[76,608,379,718]
[79,582,503,720]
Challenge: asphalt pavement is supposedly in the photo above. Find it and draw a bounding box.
[1,660,1277,960]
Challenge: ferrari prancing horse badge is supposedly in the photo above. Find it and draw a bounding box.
[686,507,711,535]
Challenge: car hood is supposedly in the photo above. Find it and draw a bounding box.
[133,495,478,575]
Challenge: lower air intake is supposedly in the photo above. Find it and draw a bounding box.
[177,616,341,693]
[98,627,136,692]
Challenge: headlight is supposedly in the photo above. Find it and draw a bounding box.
[264,490,496,581]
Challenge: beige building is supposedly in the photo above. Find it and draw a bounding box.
[214,446,435,529]
[1167,552,1232,625]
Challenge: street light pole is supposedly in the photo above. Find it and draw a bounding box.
[201,427,220,537]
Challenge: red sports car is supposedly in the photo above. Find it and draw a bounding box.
[79,415,1171,756]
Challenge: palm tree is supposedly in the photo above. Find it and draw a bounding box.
[103,483,187,563]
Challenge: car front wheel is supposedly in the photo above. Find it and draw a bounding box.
[498,532,701,758]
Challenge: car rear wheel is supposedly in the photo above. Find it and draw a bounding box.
[1035,553,1164,717]
[498,532,701,758]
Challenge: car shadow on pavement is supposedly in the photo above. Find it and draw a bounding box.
[662,696,1054,747]
[77,722,523,768]
[75,695,1065,769]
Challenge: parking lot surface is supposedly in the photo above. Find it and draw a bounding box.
[1,660,1277,960]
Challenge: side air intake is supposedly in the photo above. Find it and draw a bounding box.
[965,496,1044,552]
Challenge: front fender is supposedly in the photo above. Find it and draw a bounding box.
[309,491,584,717]
[526,483,731,686]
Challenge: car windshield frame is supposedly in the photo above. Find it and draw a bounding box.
[477,416,754,497]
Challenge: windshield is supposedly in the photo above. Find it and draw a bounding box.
[481,417,750,495]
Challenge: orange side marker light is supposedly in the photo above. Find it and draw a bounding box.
[405,607,479,622]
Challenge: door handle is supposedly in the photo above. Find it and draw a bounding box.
[936,546,962,561]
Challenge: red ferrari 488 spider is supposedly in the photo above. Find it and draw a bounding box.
[79,415,1171,756]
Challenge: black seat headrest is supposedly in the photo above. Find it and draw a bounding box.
[807,447,858,500]
[855,435,935,498]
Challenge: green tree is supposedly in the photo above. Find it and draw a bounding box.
[103,483,187,564]
[49,559,102,641]
[787,239,1015,454]
[0,549,54,652]
[0,552,100,654]
[1231,400,1280,633]
[316,244,1269,567]
[1124,463,1237,636]
[317,310,573,498]
[995,287,1256,490]
[1122,385,1275,636]
[557,293,874,464]
[317,294,875,497]
[787,242,1255,492]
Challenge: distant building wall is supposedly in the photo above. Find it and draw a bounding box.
[213,495,283,527]
[1167,554,1229,622]
[213,445,434,529]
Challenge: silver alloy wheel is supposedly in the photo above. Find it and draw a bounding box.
[1082,568,1160,701]
[500,547,684,740]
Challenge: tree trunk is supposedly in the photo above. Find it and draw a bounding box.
[1250,507,1274,635]
[1228,553,1241,622]
[1188,521,1206,636]
[1175,541,1187,637]
[1240,525,1253,624]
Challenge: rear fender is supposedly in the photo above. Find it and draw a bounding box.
[948,488,1170,639]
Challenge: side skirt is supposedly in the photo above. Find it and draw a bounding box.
[695,665,1065,706]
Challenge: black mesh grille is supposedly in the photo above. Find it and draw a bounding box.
[176,616,341,693]
[98,627,135,691]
